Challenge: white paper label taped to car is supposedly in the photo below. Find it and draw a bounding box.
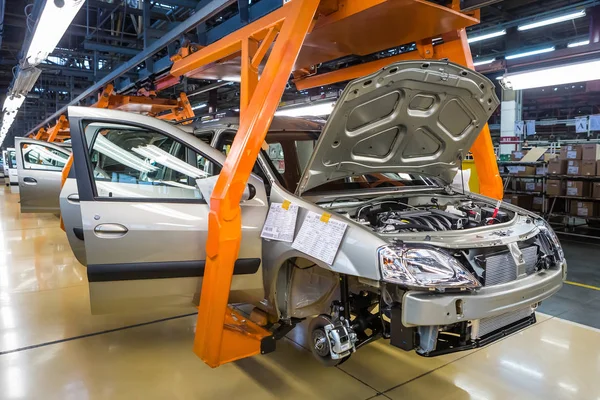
[292,211,347,265]
[567,166,579,174]
[567,187,578,196]
[261,202,299,242]
[578,208,588,216]
[567,150,578,159]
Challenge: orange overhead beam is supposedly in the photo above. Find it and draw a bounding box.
[170,0,479,82]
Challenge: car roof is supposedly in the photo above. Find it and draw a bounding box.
[192,114,324,133]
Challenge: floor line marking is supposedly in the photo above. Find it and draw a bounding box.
[0,312,198,356]
[565,280,600,291]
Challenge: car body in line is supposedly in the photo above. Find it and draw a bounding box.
[14,138,71,213]
[34,60,567,365]
[4,148,18,188]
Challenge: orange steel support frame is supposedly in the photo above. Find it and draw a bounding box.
[166,0,504,368]
[170,0,321,368]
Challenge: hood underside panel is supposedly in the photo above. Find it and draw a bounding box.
[297,60,500,194]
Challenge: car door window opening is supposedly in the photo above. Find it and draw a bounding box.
[21,143,69,171]
[85,123,220,202]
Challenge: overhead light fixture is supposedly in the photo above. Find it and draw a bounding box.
[473,58,495,67]
[467,30,506,44]
[568,39,590,48]
[0,94,26,147]
[505,46,555,60]
[275,101,336,117]
[502,59,600,90]
[192,103,207,111]
[518,10,586,31]
[26,0,85,65]
[2,95,25,113]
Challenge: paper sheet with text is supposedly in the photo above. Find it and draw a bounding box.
[261,202,299,242]
[292,211,348,265]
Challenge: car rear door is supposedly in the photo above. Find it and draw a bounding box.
[66,106,267,314]
[14,138,71,213]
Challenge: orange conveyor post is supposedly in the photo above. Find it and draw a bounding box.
[170,0,321,367]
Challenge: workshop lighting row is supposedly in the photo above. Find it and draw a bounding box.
[0,0,84,147]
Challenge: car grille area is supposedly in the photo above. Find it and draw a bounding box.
[476,307,534,338]
[483,246,538,286]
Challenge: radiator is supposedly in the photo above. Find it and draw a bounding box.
[483,246,538,286]
[477,307,534,338]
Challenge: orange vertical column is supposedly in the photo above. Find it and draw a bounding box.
[435,29,504,200]
[193,0,321,367]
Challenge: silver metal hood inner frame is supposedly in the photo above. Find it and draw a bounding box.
[296,60,500,195]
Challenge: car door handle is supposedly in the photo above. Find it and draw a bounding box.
[67,194,80,203]
[93,223,128,238]
[23,177,37,185]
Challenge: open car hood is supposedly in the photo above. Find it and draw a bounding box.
[296,60,500,194]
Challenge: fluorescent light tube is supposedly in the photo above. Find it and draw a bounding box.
[502,59,600,90]
[192,103,207,111]
[26,0,85,65]
[473,58,495,67]
[518,10,586,31]
[467,30,506,44]
[2,95,25,113]
[568,40,590,48]
[275,101,335,117]
[505,46,555,60]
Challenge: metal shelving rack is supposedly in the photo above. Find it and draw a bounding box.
[499,161,547,215]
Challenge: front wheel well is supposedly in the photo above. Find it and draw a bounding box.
[274,257,340,320]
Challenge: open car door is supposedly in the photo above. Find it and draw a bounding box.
[65,106,267,314]
[14,138,71,212]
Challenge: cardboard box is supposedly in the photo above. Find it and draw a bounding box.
[532,196,547,212]
[546,179,565,196]
[582,160,597,176]
[518,166,536,176]
[511,151,526,161]
[593,182,600,199]
[570,200,595,217]
[560,145,582,160]
[510,195,533,210]
[524,181,543,193]
[567,160,582,175]
[544,153,558,162]
[582,143,600,160]
[505,165,536,175]
[566,181,590,197]
[597,160,600,176]
[548,159,567,175]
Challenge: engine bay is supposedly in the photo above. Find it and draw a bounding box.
[334,196,515,234]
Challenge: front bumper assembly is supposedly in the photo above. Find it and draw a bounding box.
[401,265,564,327]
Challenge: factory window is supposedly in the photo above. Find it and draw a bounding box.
[87,123,218,201]
[21,143,69,171]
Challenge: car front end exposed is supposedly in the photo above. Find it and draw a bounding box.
[380,215,566,356]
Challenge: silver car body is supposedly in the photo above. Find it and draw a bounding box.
[57,61,563,355]
[1,149,7,184]
[14,138,71,213]
[5,148,18,187]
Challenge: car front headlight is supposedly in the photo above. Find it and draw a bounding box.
[379,245,481,291]
[535,218,566,279]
